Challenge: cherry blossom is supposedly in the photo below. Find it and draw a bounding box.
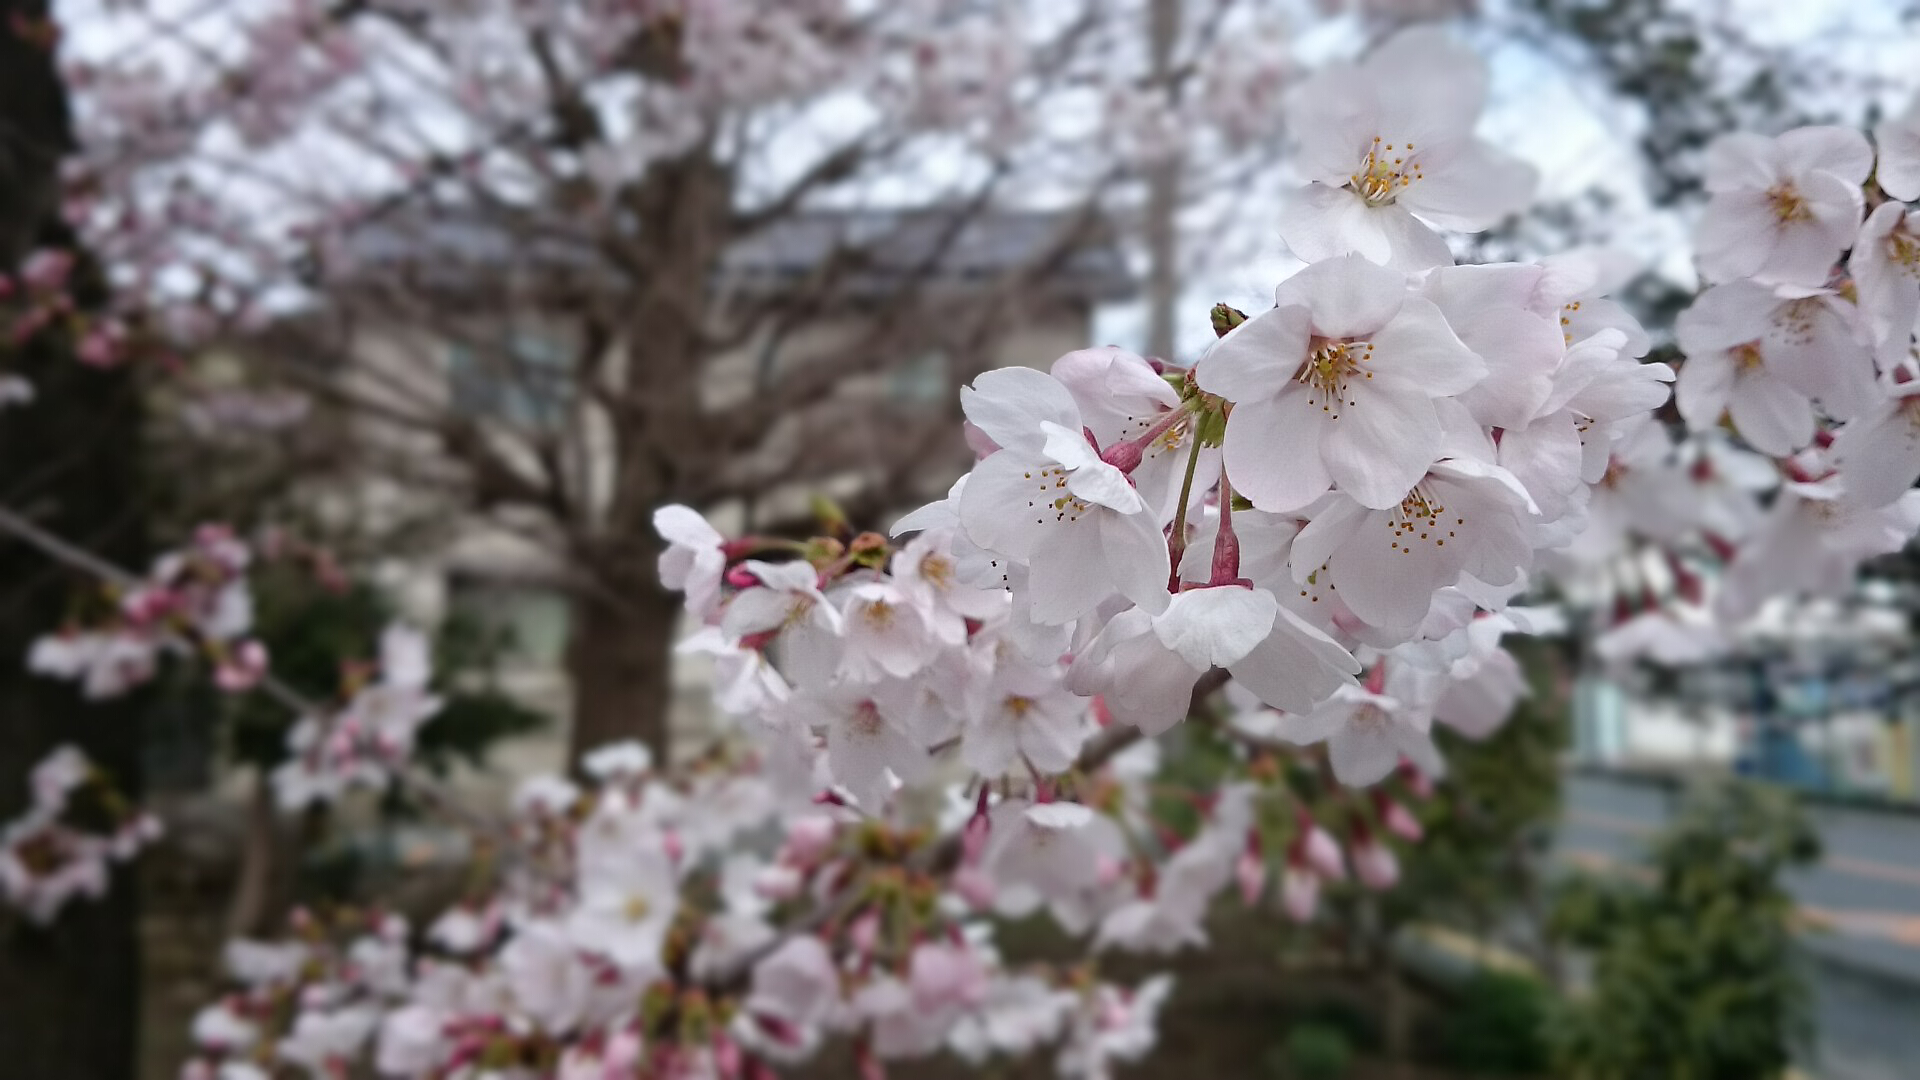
[1695,127,1872,286]
[1198,254,1487,512]
[1279,27,1536,270]
[957,366,1173,622]
[1269,682,1444,787]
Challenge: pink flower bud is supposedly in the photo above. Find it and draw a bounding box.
[953,865,995,910]
[784,814,836,865]
[1397,761,1435,800]
[607,1029,642,1070]
[215,639,269,692]
[1236,849,1266,906]
[725,565,761,589]
[849,909,881,958]
[1352,836,1399,891]
[711,1031,741,1078]
[1374,792,1423,842]
[754,865,803,901]
[1281,865,1319,923]
[1300,824,1346,881]
[961,810,991,864]
[1099,438,1143,473]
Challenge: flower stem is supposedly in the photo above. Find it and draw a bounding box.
[1166,434,1205,592]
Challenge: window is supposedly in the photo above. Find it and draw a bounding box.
[446,576,572,669]
[886,347,951,405]
[448,331,571,430]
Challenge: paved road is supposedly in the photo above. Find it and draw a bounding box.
[1560,774,1920,1080]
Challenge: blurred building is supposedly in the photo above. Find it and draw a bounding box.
[1576,588,1920,802]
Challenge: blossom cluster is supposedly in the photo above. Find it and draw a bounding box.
[27,22,1920,1080]
[269,623,443,811]
[1588,97,1920,662]
[180,745,1192,1080]
[163,27,1642,1078]
[0,745,159,923]
[28,523,266,699]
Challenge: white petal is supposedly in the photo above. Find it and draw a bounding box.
[1777,125,1874,186]
[1875,102,1920,201]
[1400,139,1537,232]
[1152,586,1278,670]
[1365,297,1487,396]
[960,368,1081,456]
[1221,391,1332,513]
[1099,507,1173,616]
[1834,401,1920,507]
[1727,374,1814,456]
[1025,521,1112,624]
[1275,254,1407,339]
[654,505,721,549]
[1320,387,1443,510]
[1194,305,1310,404]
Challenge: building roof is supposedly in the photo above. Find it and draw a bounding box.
[334,206,1136,303]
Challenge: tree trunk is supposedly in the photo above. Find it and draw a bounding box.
[0,5,149,1077]
[564,152,728,769]
[564,545,681,767]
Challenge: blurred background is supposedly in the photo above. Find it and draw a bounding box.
[6,0,1920,1078]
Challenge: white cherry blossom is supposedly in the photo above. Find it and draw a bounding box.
[1198,254,1487,512]
[957,367,1172,622]
[1279,27,1536,270]
[1694,126,1871,286]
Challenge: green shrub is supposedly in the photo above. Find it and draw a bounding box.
[1274,1022,1354,1080]
[1441,970,1550,1074]
[1547,781,1817,1080]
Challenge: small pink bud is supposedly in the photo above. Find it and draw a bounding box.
[753,865,803,901]
[1282,865,1320,923]
[1301,824,1346,881]
[784,814,836,865]
[849,909,881,957]
[1099,438,1143,473]
[1374,792,1423,842]
[1236,849,1266,906]
[1397,761,1435,800]
[961,811,991,864]
[953,865,995,910]
[1352,836,1399,891]
[214,639,269,692]
[711,1032,741,1078]
[725,565,761,589]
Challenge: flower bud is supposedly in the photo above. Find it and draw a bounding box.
[1281,865,1319,923]
[784,814,836,866]
[1235,849,1266,907]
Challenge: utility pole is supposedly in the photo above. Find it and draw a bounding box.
[1145,0,1181,362]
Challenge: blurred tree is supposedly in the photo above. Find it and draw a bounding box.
[0,2,148,1075]
[1392,639,1568,937]
[1547,781,1819,1080]
[201,559,544,934]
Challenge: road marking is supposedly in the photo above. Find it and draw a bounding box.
[1560,847,1920,945]
[1567,810,1920,890]
[1825,854,1920,889]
